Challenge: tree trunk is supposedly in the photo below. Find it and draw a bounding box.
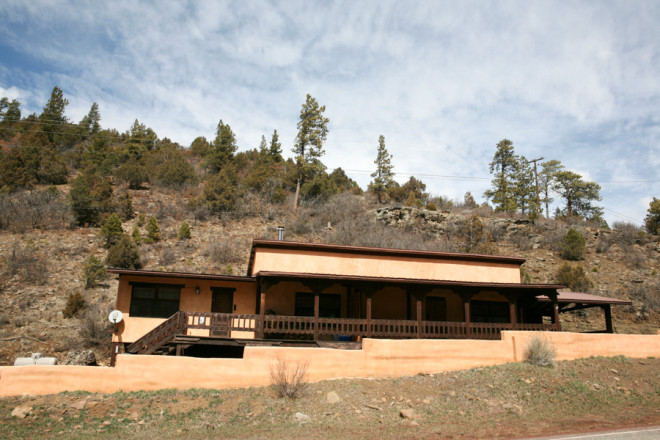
[293,177,301,209]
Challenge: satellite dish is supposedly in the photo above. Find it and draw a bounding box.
[108,310,124,324]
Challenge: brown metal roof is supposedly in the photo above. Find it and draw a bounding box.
[247,239,527,275]
[535,291,632,305]
[107,268,256,283]
[255,270,563,292]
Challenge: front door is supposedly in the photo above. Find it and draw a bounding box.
[211,288,234,336]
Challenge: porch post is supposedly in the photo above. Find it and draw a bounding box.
[366,295,372,338]
[416,298,422,339]
[464,300,471,338]
[603,304,613,333]
[258,292,266,339]
[509,302,517,325]
[314,292,320,341]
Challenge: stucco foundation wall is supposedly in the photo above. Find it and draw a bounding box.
[1,331,659,397]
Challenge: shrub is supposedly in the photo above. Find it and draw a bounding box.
[145,216,161,243]
[269,356,309,399]
[82,255,107,289]
[159,246,177,266]
[560,228,586,260]
[0,188,73,231]
[4,243,49,285]
[106,235,142,269]
[136,214,146,227]
[555,262,593,292]
[523,336,556,367]
[63,291,86,318]
[178,221,191,240]
[425,202,438,211]
[205,238,243,266]
[79,304,112,347]
[99,213,124,248]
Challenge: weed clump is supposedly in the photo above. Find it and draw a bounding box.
[269,356,309,399]
[178,221,191,240]
[524,336,556,367]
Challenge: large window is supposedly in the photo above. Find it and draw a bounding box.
[129,284,181,318]
[295,293,341,318]
[470,300,510,323]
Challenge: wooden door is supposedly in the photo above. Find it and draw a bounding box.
[211,288,234,336]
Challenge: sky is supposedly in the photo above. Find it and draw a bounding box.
[1,0,659,226]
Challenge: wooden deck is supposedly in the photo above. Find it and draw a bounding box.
[124,311,558,357]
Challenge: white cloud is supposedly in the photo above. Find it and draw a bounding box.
[0,0,659,224]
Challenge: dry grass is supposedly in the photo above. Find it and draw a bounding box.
[524,335,557,367]
[0,357,657,440]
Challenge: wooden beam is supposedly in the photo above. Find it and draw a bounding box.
[509,302,517,324]
[314,293,320,341]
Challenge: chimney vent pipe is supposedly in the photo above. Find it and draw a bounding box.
[277,226,284,241]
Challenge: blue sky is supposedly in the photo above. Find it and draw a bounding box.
[1,1,658,225]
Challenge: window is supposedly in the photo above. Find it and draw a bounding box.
[470,300,510,323]
[295,293,341,318]
[129,284,181,318]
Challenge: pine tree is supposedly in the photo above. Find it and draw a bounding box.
[205,120,237,173]
[370,135,395,203]
[269,129,282,161]
[178,221,191,240]
[258,135,269,159]
[99,213,124,248]
[292,94,329,208]
[484,139,518,213]
[644,197,660,235]
[539,160,564,218]
[552,171,602,220]
[79,102,101,136]
[145,216,161,243]
[39,86,69,144]
[512,156,537,217]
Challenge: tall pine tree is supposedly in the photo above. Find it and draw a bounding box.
[292,94,329,208]
[370,135,395,203]
[484,139,518,213]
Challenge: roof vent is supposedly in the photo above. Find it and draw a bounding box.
[277,226,284,241]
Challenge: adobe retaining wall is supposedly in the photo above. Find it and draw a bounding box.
[1,331,659,397]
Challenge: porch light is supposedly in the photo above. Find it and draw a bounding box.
[195,287,200,295]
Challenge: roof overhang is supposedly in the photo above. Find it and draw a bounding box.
[107,268,256,283]
[536,291,632,306]
[247,239,526,276]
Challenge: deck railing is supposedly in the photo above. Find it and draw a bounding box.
[166,312,558,342]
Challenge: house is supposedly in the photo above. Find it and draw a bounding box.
[108,239,630,364]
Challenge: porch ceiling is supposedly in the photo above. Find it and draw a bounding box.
[255,270,563,295]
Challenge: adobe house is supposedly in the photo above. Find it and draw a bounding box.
[108,239,630,364]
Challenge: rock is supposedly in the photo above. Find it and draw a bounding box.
[63,349,97,366]
[326,391,340,404]
[295,412,310,423]
[69,399,87,410]
[11,405,32,418]
[400,408,415,420]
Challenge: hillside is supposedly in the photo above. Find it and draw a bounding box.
[0,185,658,366]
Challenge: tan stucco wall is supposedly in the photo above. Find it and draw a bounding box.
[113,275,257,343]
[2,331,659,397]
[251,248,521,283]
